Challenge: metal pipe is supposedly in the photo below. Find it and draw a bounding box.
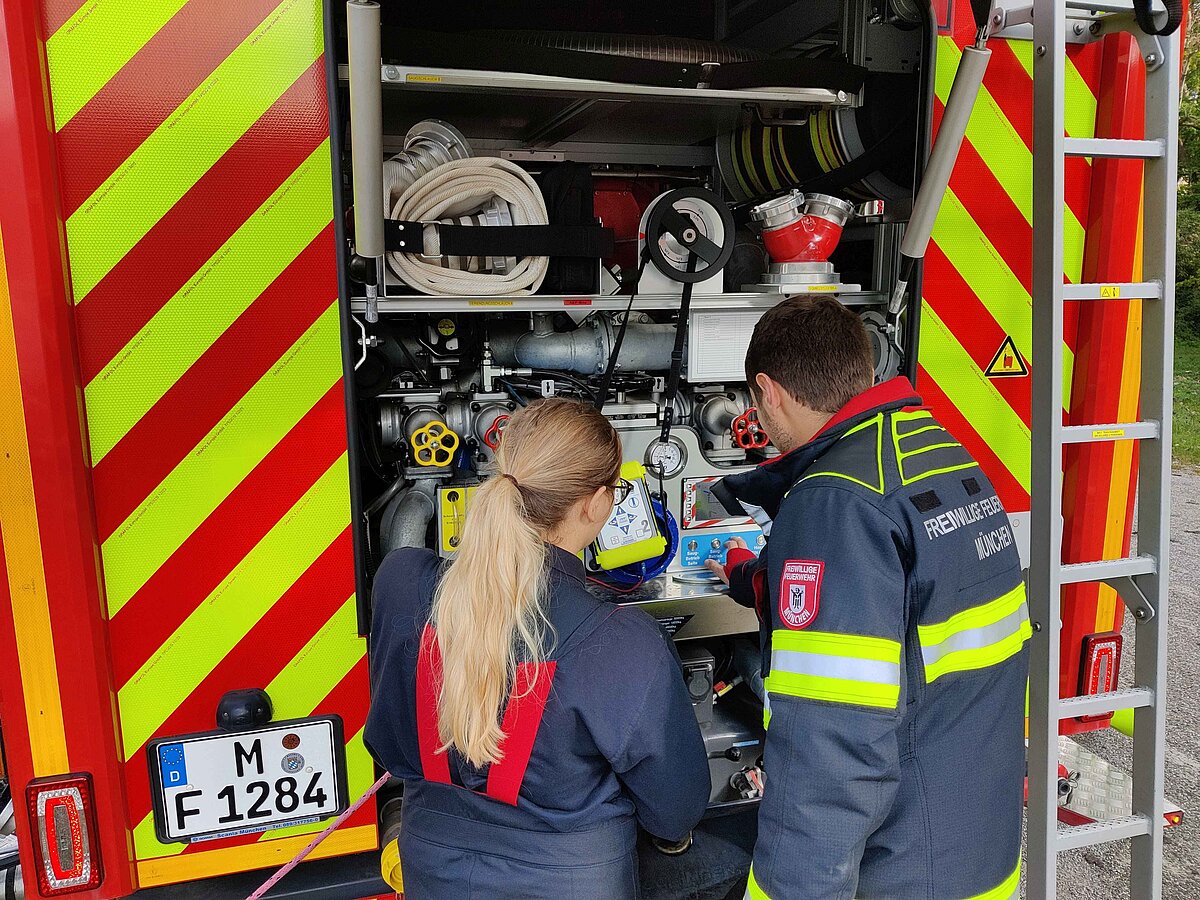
[381,480,438,554]
[888,45,991,322]
[347,0,384,321]
[490,318,676,375]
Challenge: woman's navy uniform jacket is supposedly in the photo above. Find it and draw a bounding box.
[365,545,711,899]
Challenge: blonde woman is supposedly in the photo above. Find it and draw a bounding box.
[365,398,710,899]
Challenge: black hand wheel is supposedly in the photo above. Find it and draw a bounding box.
[644,187,735,284]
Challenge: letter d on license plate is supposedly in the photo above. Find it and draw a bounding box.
[148,717,349,843]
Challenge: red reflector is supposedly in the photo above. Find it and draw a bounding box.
[25,774,103,894]
[1078,631,1123,723]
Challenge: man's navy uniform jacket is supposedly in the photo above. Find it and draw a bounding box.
[715,378,1030,900]
[365,544,710,899]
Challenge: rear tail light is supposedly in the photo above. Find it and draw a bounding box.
[1078,631,1123,723]
[25,774,102,894]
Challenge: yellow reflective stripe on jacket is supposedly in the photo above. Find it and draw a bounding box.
[766,629,902,709]
[745,865,770,900]
[919,583,1031,683]
[967,860,1021,899]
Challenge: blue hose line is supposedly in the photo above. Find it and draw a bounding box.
[607,498,679,586]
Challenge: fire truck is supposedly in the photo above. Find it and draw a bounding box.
[0,0,1182,897]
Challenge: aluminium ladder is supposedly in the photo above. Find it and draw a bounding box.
[1026,0,1180,898]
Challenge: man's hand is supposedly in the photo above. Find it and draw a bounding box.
[704,537,749,584]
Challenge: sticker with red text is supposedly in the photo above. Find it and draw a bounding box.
[779,560,824,630]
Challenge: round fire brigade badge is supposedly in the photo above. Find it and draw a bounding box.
[779,560,824,629]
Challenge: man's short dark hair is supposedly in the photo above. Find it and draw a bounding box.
[745,296,875,413]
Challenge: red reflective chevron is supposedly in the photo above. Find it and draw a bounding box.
[109,385,347,686]
[54,0,286,217]
[917,364,1028,512]
[73,59,327,370]
[92,227,336,542]
[121,528,354,827]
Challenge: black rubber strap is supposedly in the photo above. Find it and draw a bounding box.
[1133,0,1183,35]
[383,28,867,93]
[595,253,649,411]
[385,221,614,258]
[658,254,700,444]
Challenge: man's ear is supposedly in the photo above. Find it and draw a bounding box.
[755,373,780,410]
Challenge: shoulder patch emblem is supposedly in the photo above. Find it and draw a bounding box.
[779,560,824,630]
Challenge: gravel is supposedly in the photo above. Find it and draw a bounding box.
[1025,467,1200,899]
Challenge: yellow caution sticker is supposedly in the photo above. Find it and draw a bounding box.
[468,299,514,307]
[985,335,1029,379]
[1100,285,1122,299]
[407,73,443,83]
[808,284,840,292]
[1091,428,1127,439]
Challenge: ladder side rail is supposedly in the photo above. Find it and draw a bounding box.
[1129,20,1180,895]
[1028,2,1070,897]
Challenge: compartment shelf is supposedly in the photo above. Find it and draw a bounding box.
[349,291,888,315]
[339,63,856,151]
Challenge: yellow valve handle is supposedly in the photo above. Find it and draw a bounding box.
[381,837,403,891]
[411,420,460,467]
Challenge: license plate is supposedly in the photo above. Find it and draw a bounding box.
[148,717,348,843]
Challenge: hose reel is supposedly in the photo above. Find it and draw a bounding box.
[637,189,735,294]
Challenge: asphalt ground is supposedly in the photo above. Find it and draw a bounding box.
[1025,467,1200,898]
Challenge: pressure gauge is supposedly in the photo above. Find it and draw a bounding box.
[645,436,688,479]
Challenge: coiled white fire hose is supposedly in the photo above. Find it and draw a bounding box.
[387,157,549,295]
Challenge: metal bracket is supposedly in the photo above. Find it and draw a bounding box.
[1106,575,1156,622]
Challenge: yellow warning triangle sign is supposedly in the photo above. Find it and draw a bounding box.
[985,336,1029,378]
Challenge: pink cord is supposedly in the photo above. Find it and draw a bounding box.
[246,773,391,900]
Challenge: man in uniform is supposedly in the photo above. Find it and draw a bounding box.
[707,297,1029,899]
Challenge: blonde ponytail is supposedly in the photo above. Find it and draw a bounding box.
[430,398,621,768]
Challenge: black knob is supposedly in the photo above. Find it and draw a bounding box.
[725,746,742,762]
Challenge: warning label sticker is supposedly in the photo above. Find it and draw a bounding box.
[985,336,1029,379]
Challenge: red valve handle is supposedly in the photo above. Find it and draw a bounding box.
[483,414,510,451]
[732,408,770,450]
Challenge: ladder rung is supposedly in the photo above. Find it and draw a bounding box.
[1058,687,1154,719]
[1063,281,1161,301]
[1060,555,1156,584]
[1062,421,1160,443]
[1057,814,1151,851]
[1064,137,1164,159]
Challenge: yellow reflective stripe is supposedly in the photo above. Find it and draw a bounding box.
[919,583,1027,646]
[761,128,781,190]
[745,865,770,900]
[768,629,902,709]
[767,671,899,709]
[934,37,1087,278]
[796,413,885,494]
[727,132,755,199]
[0,225,70,775]
[46,0,189,131]
[101,301,342,614]
[773,628,902,663]
[65,0,324,301]
[903,441,961,458]
[967,860,1022,900]
[265,595,363,720]
[930,189,1075,408]
[85,142,333,464]
[775,127,800,185]
[920,584,1031,683]
[117,454,351,759]
[918,304,1031,492]
[809,115,835,173]
[741,127,767,195]
[1007,40,1097,141]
